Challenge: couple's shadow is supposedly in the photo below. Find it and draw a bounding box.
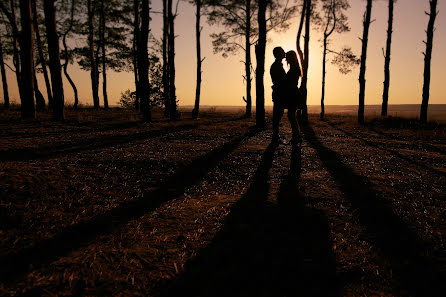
[161,143,338,297]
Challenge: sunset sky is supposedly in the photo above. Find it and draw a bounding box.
[1,0,445,107]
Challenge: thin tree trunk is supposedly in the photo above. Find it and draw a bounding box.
[358,0,372,124]
[301,0,311,124]
[44,0,64,120]
[63,0,78,109]
[382,0,394,116]
[138,0,151,121]
[100,0,108,109]
[296,0,307,65]
[133,0,140,110]
[420,0,437,123]
[321,36,327,119]
[245,0,251,118]
[162,0,169,117]
[32,0,53,109]
[168,0,176,120]
[192,0,202,119]
[19,0,35,119]
[320,0,336,120]
[88,0,99,109]
[0,36,10,108]
[255,0,266,128]
[4,0,22,100]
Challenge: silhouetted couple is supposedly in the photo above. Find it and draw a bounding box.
[270,47,303,145]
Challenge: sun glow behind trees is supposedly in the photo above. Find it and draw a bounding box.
[0,0,445,108]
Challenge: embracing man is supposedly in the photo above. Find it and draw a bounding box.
[270,46,302,145]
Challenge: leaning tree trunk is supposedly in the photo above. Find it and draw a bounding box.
[63,0,78,109]
[32,0,53,109]
[100,0,108,109]
[133,0,140,110]
[44,0,65,120]
[420,0,437,124]
[162,0,169,117]
[358,0,372,124]
[168,0,177,120]
[19,0,35,119]
[245,0,252,118]
[255,0,267,128]
[87,0,99,109]
[301,0,311,124]
[192,0,202,119]
[381,0,394,116]
[138,0,151,121]
[0,36,9,108]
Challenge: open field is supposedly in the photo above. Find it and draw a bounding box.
[0,107,445,296]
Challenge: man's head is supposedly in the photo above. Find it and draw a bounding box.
[273,47,285,60]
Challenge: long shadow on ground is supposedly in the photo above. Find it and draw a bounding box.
[0,126,260,282]
[323,119,446,177]
[160,143,338,297]
[303,124,446,296]
[0,116,247,162]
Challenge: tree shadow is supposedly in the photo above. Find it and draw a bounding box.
[0,126,260,282]
[161,144,338,297]
[323,119,446,178]
[303,124,446,296]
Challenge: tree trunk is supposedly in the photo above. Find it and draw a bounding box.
[255,0,266,128]
[138,0,151,121]
[63,0,78,109]
[100,0,108,109]
[168,0,176,120]
[321,36,327,119]
[192,0,202,119]
[32,0,53,109]
[245,0,251,118]
[162,0,169,117]
[320,0,336,120]
[420,0,437,124]
[44,0,65,120]
[3,0,23,101]
[301,0,311,124]
[88,0,99,109]
[19,0,35,119]
[382,0,394,116]
[296,0,307,65]
[133,0,140,110]
[358,0,372,124]
[0,36,9,108]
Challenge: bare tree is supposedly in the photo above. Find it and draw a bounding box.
[61,0,79,109]
[0,34,9,108]
[255,0,267,128]
[162,0,170,117]
[44,0,65,120]
[138,0,151,121]
[319,0,351,119]
[133,0,140,110]
[420,0,438,123]
[0,0,22,102]
[19,0,35,119]
[381,0,395,116]
[358,0,372,124]
[168,0,178,120]
[192,0,204,119]
[32,0,53,109]
[99,0,108,109]
[87,0,100,109]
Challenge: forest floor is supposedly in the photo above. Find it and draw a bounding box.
[0,107,445,296]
